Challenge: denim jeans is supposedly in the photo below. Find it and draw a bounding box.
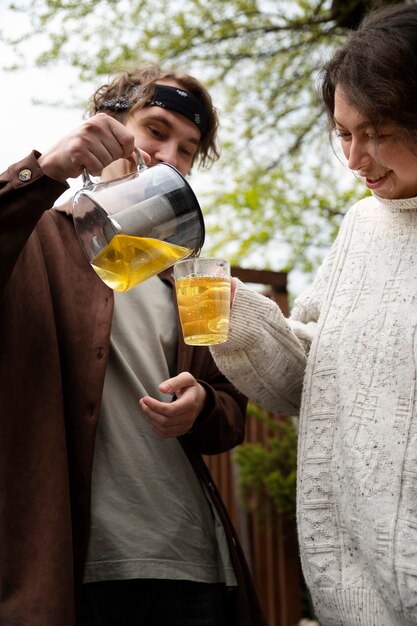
[77,579,230,626]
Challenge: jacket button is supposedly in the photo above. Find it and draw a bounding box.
[18,168,32,181]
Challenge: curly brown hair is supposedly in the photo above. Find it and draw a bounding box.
[87,63,220,169]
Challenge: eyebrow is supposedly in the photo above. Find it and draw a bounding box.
[334,117,377,131]
[143,112,200,146]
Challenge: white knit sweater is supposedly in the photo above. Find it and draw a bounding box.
[211,193,417,626]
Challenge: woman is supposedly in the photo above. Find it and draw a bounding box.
[211,4,417,625]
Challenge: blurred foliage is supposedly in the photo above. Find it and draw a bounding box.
[2,0,404,281]
[233,403,298,518]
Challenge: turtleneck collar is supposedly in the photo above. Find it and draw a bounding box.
[372,191,417,213]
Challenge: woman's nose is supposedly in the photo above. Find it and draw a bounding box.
[347,137,372,172]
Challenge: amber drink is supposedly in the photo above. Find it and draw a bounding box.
[91,234,191,292]
[174,258,231,346]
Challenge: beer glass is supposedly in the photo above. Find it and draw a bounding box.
[174,258,231,346]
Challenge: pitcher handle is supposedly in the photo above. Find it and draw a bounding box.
[81,146,148,188]
[134,147,148,172]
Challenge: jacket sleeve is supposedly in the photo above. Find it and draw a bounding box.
[0,151,69,295]
[210,233,341,417]
[180,346,248,456]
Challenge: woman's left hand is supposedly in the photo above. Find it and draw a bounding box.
[139,372,207,438]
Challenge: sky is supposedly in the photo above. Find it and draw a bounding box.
[0,69,88,199]
[0,65,85,170]
[0,3,94,199]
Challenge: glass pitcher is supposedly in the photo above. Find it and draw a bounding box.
[72,150,205,292]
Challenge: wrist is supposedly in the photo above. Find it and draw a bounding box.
[37,152,70,184]
[196,382,207,414]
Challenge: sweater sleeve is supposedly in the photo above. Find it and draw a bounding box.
[210,237,340,416]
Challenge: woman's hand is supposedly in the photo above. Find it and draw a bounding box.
[230,276,238,305]
[139,372,207,438]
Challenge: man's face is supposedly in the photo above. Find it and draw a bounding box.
[100,81,202,182]
[126,102,201,176]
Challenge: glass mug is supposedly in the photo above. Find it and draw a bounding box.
[174,257,231,346]
[72,150,205,292]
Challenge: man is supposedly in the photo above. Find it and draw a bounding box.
[0,64,266,626]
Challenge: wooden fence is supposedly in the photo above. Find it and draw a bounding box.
[204,266,303,626]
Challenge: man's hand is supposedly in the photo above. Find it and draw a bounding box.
[139,372,207,438]
[38,113,146,183]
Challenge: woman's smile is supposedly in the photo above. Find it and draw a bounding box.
[334,86,417,199]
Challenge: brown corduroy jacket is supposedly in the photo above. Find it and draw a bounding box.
[0,152,267,626]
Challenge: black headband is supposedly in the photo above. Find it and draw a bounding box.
[98,84,209,138]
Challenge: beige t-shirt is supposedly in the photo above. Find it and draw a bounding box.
[84,276,236,586]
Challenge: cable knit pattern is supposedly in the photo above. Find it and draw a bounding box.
[213,284,307,415]
[211,193,417,625]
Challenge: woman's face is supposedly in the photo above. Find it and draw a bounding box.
[334,86,417,199]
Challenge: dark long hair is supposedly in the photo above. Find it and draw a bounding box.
[319,3,417,141]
